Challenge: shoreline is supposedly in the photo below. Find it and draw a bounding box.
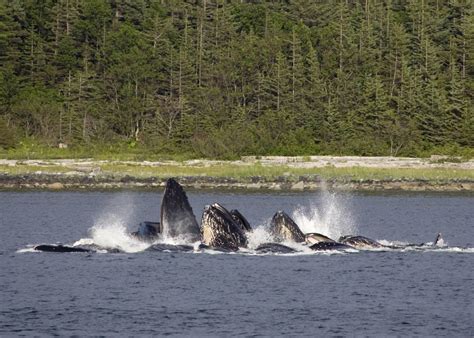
[1,173,473,192]
[1,156,473,192]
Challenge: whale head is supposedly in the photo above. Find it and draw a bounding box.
[305,232,335,245]
[160,178,200,242]
[201,203,248,250]
[270,211,305,243]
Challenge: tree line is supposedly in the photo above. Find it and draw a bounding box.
[0,0,473,158]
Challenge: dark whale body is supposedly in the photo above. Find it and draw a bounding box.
[256,243,296,254]
[34,244,92,253]
[160,178,200,241]
[230,209,252,232]
[201,203,248,250]
[270,211,305,243]
[146,244,195,252]
[309,241,353,251]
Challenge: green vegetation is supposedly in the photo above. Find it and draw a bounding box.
[98,164,474,181]
[2,162,473,182]
[0,138,195,161]
[0,1,473,159]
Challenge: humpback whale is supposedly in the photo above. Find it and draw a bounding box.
[160,178,200,241]
[230,209,252,232]
[201,203,248,250]
[304,233,354,251]
[433,233,444,247]
[305,233,336,245]
[338,235,384,249]
[270,211,305,243]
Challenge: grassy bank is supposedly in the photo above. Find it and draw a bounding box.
[0,143,195,162]
[96,163,474,181]
[1,162,473,182]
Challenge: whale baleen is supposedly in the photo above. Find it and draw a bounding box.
[160,178,200,241]
[201,203,248,250]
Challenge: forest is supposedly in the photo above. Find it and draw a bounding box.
[0,0,473,158]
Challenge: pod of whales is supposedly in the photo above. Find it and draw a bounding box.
[33,178,446,254]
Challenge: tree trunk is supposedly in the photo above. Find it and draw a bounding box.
[198,0,206,87]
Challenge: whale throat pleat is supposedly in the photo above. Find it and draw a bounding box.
[201,203,248,250]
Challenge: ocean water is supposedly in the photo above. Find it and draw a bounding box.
[0,190,473,336]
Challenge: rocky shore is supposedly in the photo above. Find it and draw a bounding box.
[1,173,473,192]
[1,156,473,192]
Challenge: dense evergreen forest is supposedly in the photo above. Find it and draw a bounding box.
[0,0,473,158]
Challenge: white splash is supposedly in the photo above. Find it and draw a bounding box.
[16,247,37,253]
[246,226,274,249]
[89,215,150,253]
[378,240,408,247]
[73,238,94,246]
[156,234,200,246]
[292,188,356,240]
[434,234,446,247]
[87,193,150,253]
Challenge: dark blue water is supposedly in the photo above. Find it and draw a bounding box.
[1,190,473,336]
